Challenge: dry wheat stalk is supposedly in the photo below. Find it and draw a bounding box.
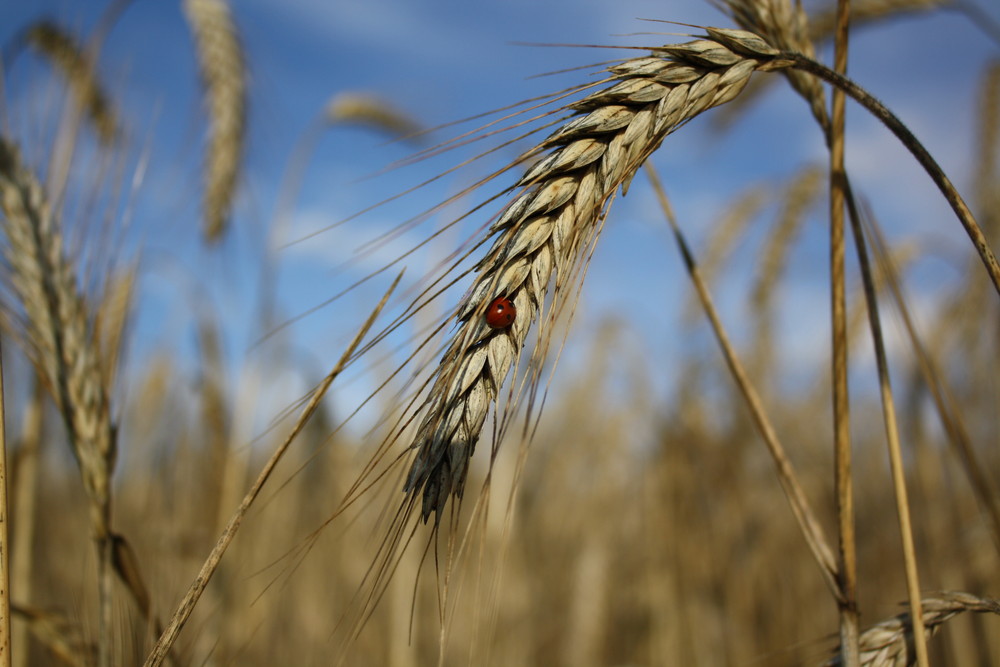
[825,591,1000,666]
[21,20,119,145]
[183,0,246,242]
[974,61,999,230]
[403,29,791,523]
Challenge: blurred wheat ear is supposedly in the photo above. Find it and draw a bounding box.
[826,592,1000,667]
[325,92,425,140]
[0,139,115,543]
[17,20,120,145]
[0,138,155,665]
[184,0,247,243]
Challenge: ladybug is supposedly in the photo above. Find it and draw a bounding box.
[485,296,516,329]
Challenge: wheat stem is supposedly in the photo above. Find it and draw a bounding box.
[828,2,861,663]
[0,335,11,667]
[847,200,931,667]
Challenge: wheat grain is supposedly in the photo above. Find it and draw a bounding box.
[21,20,119,145]
[403,29,788,523]
[183,0,246,242]
[825,592,1000,666]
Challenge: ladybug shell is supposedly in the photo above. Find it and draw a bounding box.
[485,296,516,329]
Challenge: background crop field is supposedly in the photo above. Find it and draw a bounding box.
[0,1,998,665]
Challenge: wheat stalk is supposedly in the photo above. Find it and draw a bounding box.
[974,61,999,231]
[183,0,246,243]
[825,592,1000,667]
[402,28,790,523]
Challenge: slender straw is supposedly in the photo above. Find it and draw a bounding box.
[0,334,11,667]
[828,1,859,664]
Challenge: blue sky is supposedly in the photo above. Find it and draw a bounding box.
[2,0,998,436]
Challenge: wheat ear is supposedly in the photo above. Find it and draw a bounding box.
[325,92,424,140]
[825,592,1000,667]
[183,0,247,242]
[0,138,117,663]
[0,139,115,532]
[20,20,119,145]
[403,29,789,523]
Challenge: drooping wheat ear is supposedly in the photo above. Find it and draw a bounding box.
[751,166,820,312]
[21,20,119,144]
[183,0,247,243]
[325,92,424,140]
[682,186,768,325]
[0,139,115,535]
[825,592,1000,666]
[749,166,821,373]
[403,29,790,523]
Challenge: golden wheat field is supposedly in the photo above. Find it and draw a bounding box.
[0,0,998,665]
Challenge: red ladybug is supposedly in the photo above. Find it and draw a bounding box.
[485,296,516,329]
